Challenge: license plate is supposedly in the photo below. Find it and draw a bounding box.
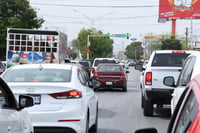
[29,95,41,104]
[106,82,112,85]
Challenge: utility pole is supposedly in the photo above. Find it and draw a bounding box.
[186,27,188,49]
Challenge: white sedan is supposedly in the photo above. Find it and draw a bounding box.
[2,64,99,133]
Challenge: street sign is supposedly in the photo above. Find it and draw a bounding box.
[111,33,131,39]
[114,34,126,37]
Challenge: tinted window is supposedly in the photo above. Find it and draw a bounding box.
[98,65,123,72]
[3,69,71,82]
[0,89,6,108]
[151,53,189,67]
[79,61,90,67]
[177,56,195,86]
[175,90,198,133]
[94,60,117,67]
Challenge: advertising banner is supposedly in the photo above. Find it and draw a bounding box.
[159,0,200,20]
[7,51,58,67]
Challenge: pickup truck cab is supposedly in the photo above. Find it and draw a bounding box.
[135,50,195,116]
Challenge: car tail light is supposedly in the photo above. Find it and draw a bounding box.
[145,72,152,85]
[172,50,185,54]
[121,72,125,77]
[93,72,98,77]
[88,67,92,72]
[49,90,82,99]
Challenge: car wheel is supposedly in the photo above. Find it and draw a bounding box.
[89,105,98,133]
[122,86,127,92]
[141,93,144,108]
[143,98,153,116]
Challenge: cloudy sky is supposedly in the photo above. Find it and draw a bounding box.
[29,0,200,52]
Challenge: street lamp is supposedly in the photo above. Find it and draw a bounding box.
[73,9,114,60]
[73,9,114,29]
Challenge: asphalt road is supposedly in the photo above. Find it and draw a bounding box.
[95,67,171,133]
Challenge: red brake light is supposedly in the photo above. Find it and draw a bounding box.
[121,72,125,77]
[49,90,82,99]
[145,72,152,85]
[94,72,98,77]
[172,50,185,54]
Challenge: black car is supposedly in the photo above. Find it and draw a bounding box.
[79,60,92,77]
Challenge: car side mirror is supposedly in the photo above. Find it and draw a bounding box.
[19,95,34,109]
[91,80,101,89]
[134,128,158,133]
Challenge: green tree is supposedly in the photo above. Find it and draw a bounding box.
[125,42,143,60]
[72,28,113,60]
[0,0,44,59]
[161,36,183,50]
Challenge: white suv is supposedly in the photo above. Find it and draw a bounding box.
[164,51,200,114]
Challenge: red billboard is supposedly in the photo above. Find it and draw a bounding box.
[159,0,200,21]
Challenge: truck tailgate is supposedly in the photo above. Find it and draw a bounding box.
[151,67,181,89]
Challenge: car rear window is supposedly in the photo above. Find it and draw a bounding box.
[98,65,123,72]
[3,69,71,82]
[94,60,117,67]
[79,61,90,67]
[151,53,189,67]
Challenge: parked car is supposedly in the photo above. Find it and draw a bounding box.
[164,51,200,114]
[93,63,129,92]
[2,63,100,133]
[135,50,196,116]
[0,77,34,133]
[134,74,200,133]
[91,58,118,77]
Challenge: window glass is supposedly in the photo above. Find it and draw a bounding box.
[0,89,6,108]
[175,90,198,133]
[177,57,195,86]
[3,69,71,82]
[94,59,117,67]
[151,53,189,67]
[98,65,122,72]
[78,69,86,85]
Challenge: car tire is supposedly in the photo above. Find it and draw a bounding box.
[89,105,98,133]
[143,98,153,116]
[141,93,144,108]
[85,112,89,133]
[122,86,127,92]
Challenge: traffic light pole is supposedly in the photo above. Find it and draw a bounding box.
[87,34,107,60]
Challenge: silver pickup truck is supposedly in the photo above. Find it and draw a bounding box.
[135,50,196,116]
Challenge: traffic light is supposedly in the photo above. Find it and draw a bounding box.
[126,33,130,39]
[107,32,110,39]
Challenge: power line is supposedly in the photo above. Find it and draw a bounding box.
[39,13,158,20]
[31,3,158,8]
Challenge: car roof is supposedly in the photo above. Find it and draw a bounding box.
[154,50,197,54]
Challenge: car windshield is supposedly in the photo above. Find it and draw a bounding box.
[151,53,189,67]
[98,65,122,72]
[3,69,71,82]
[94,60,117,67]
